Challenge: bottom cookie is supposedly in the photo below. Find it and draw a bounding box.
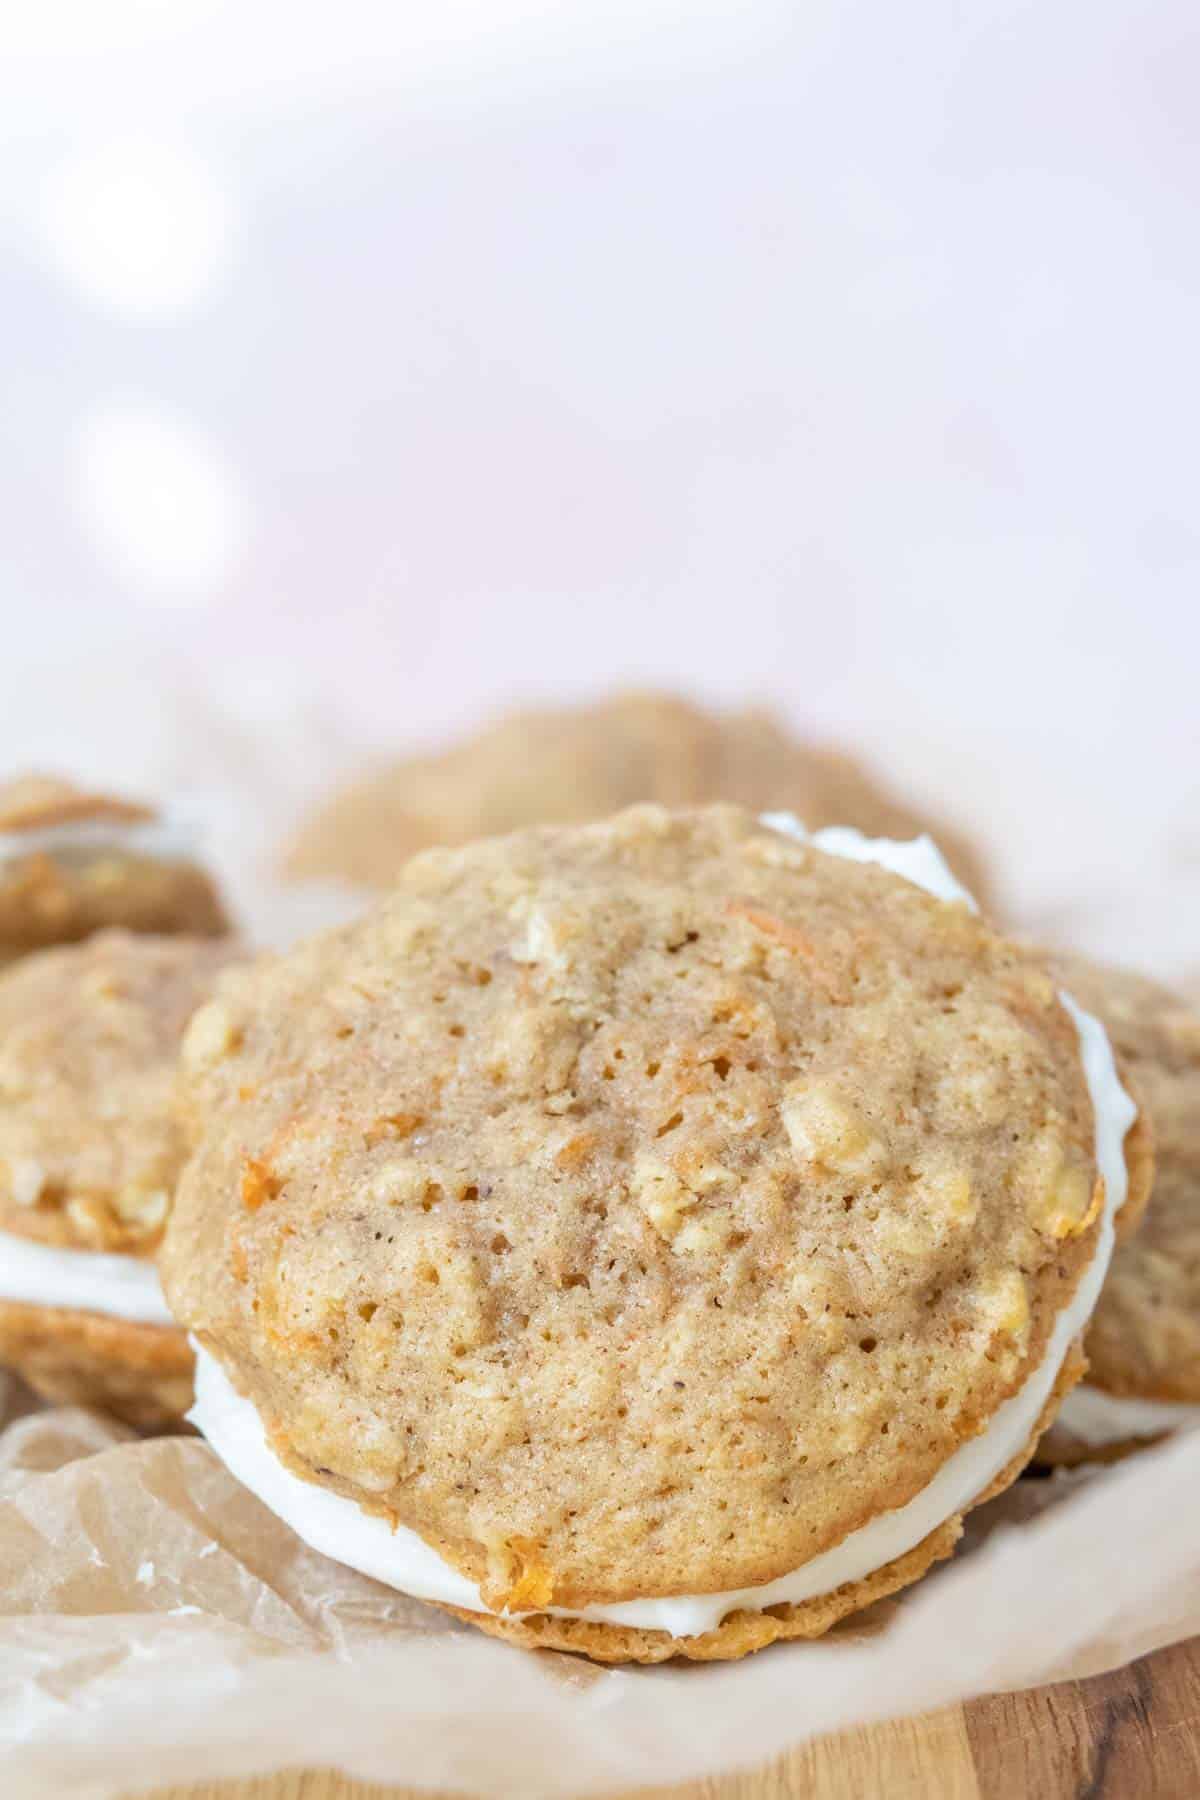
[1033,1426,1162,1469]
[440,1523,959,1663]
[0,1299,193,1432]
[1034,1383,1195,1467]
[436,1346,1085,1664]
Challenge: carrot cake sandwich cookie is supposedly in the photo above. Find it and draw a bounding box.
[0,773,229,966]
[0,930,246,1428]
[167,806,1140,1663]
[281,692,993,908]
[1035,953,1200,1463]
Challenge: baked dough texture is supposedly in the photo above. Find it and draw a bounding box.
[167,807,1110,1657]
[282,694,992,907]
[0,1301,194,1432]
[0,931,245,1426]
[0,773,228,964]
[0,931,246,1253]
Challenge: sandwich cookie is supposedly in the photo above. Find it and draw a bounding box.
[0,773,229,966]
[168,807,1135,1661]
[0,930,245,1428]
[1035,954,1200,1462]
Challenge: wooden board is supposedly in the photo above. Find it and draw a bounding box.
[137,1636,1200,1800]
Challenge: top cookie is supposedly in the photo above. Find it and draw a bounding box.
[0,930,246,1254]
[167,806,1102,1612]
[1043,951,1200,1402]
[0,773,229,964]
[281,693,992,906]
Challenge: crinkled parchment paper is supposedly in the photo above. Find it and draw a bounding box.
[2,1371,1199,1800]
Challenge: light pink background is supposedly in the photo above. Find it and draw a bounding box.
[1,2,1196,968]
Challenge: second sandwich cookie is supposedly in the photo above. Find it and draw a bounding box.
[0,930,244,1428]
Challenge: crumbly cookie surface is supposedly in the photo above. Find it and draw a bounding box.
[168,805,1102,1614]
[0,931,246,1253]
[0,1301,192,1431]
[282,694,991,905]
[0,772,229,962]
[1042,952,1200,1403]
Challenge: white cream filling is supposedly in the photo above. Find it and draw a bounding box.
[188,827,1135,1637]
[1053,1384,1200,1447]
[0,1230,174,1325]
[0,815,197,869]
[760,813,980,912]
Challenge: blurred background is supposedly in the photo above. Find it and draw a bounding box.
[1,1,1196,969]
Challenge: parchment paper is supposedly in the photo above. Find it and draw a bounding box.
[2,1370,1199,1800]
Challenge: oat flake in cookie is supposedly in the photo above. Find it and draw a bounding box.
[168,806,1137,1662]
[1036,953,1200,1464]
[0,772,229,965]
[0,929,246,1429]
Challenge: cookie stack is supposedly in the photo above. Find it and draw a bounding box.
[0,774,227,963]
[0,715,1193,1666]
[0,776,241,1427]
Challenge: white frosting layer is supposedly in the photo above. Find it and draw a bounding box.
[760,814,979,912]
[188,828,1134,1638]
[0,815,196,869]
[1054,1385,1200,1447]
[0,1231,175,1325]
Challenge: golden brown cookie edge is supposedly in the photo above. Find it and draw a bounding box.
[0,1298,193,1432]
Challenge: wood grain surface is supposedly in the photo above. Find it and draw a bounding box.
[134,1636,1200,1800]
